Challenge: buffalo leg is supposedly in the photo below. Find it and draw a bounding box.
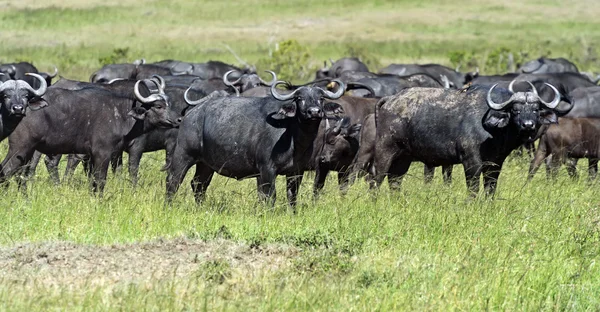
[90,153,111,194]
[337,168,351,195]
[442,165,453,185]
[462,156,483,196]
[64,154,83,181]
[256,168,276,206]
[565,158,579,180]
[313,164,330,200]
[547,155,560,180]
[588,158,598,181]
[286,174,303,213]
[529,141,549,180]
[44,154,62,185]
[482,162,503,196]
[373,141,398,190]
[190,164,214,204]
[111,153,123,174]
[423,165,435,184]
[166,147,196,202]
[25,151,42,180]
[0,146,36,192]
[127,148,143,187]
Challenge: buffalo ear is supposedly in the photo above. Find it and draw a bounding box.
[324,102,344,118]
[27,99,48,111]
[540,110,558,124]
[272,103,296,120]
[483,110,510,128]
[128,107,148,121]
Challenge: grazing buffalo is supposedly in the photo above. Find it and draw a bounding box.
[316,58,369,79]
[529,118,600,180]
[378,63,477,89]
[346,73,450,98]
[90,63,188,83]
[372,80,570,196]
[152,60,253,80]
[518,57,579,74]
[311,96,378,196]
[166,81,346,209]
[0,78,178,193]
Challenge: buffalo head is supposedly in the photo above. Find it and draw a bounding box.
[130,76,179,128]
[485,80,571,141]
[270,79,345,121]
[0,73,48,116]
[223,70,277,95]
[320,117,362,164]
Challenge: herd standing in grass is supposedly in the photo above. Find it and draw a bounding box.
[1,56,598,207]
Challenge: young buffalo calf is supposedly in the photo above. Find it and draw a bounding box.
[529,117,600,180]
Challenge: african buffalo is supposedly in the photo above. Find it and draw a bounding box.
[518,57,578,74]
[372,80,570,196]
[90,63,189,83]
[529,117,600,180]
[0,78,178,193]
[311,96,378,197]
[316,58,369,79]
[166,81,346,209]
[0,62,58,87]
[378,63,477,89]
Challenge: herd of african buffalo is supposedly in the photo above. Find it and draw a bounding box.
[0,56,598,209]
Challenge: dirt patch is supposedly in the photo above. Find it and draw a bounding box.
[0,238,298,287]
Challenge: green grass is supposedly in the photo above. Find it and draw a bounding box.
[1,0,600,310]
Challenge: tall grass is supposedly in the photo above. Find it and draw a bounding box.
[1,0,600,310]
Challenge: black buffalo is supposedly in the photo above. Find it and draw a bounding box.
[0,62,58,88]
[378,63,477,89]
[0,78,178,193]
[316,58,369,79]
[151,60,253,80]
[223,70,277,95]
[372,80,570,195]
[166,81,345,209]
[518,57,579,74]
[90,63,188,83]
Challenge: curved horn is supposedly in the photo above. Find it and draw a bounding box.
[271,81,298,101]
[523,81,538,97]
[538,83,561,109]
[223,70,242,97]
[507,79,517,93]
[320,79,345,99]
[134,80,162,104]
[486,83,515,110]
[47,65,58,78]
[259,70,277,86]
[22,73,47,97]
[107,78,127,84]
[329,59,335,66]
[183,86,204,105]
[151,74,166,93]
[9,65,16,76]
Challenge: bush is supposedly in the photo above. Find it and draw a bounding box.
[256,39,314,83]
[98,47,130,66]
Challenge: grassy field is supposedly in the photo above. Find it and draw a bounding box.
[1,0,600,310]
